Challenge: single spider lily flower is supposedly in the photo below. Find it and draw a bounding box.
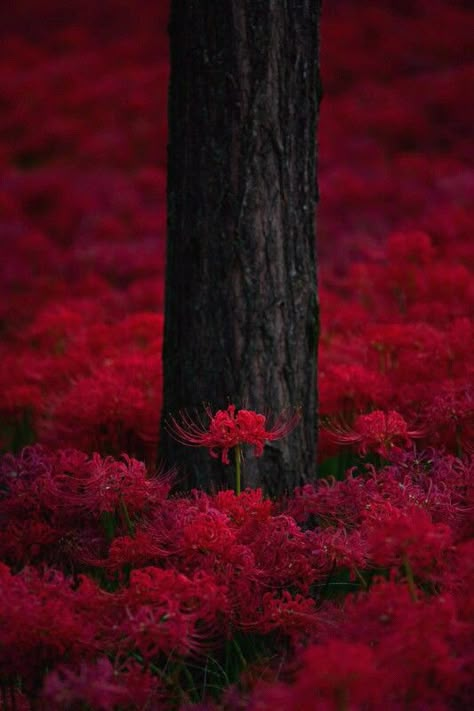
[325,410,424,458]
[167,404,300,464]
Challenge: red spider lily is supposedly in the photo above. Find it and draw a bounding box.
[362,502,453,577]
[43,658,130,710]
[248,640,381,710]
[325,410,424,458]
[43,658,163,711]
[259,590,318,643]
[167,404,300,464]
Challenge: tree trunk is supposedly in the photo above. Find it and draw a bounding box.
[161,0,321,497]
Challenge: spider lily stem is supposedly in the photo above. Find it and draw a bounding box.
[235,444,242,495]
[403,554,418,602]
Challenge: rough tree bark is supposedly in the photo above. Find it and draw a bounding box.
[161,1,321,497]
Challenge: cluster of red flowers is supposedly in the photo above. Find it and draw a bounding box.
[1,0,473,708]
[0,445,473,708]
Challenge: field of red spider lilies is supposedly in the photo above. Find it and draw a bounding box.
[1,0,474,709]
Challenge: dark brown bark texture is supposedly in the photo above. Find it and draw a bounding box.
[161,0,321,497]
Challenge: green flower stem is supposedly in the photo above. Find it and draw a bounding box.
[231,636,247,668]
[403,554,418,602]
[235,444,242,495]
[178,662,197,701]
[119,496,135,537]
[353,566,368,590]
[335,687,349,711]
[101,511,116,542]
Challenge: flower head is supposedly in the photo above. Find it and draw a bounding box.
[167,405,300,464]
[325,410,424,458]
